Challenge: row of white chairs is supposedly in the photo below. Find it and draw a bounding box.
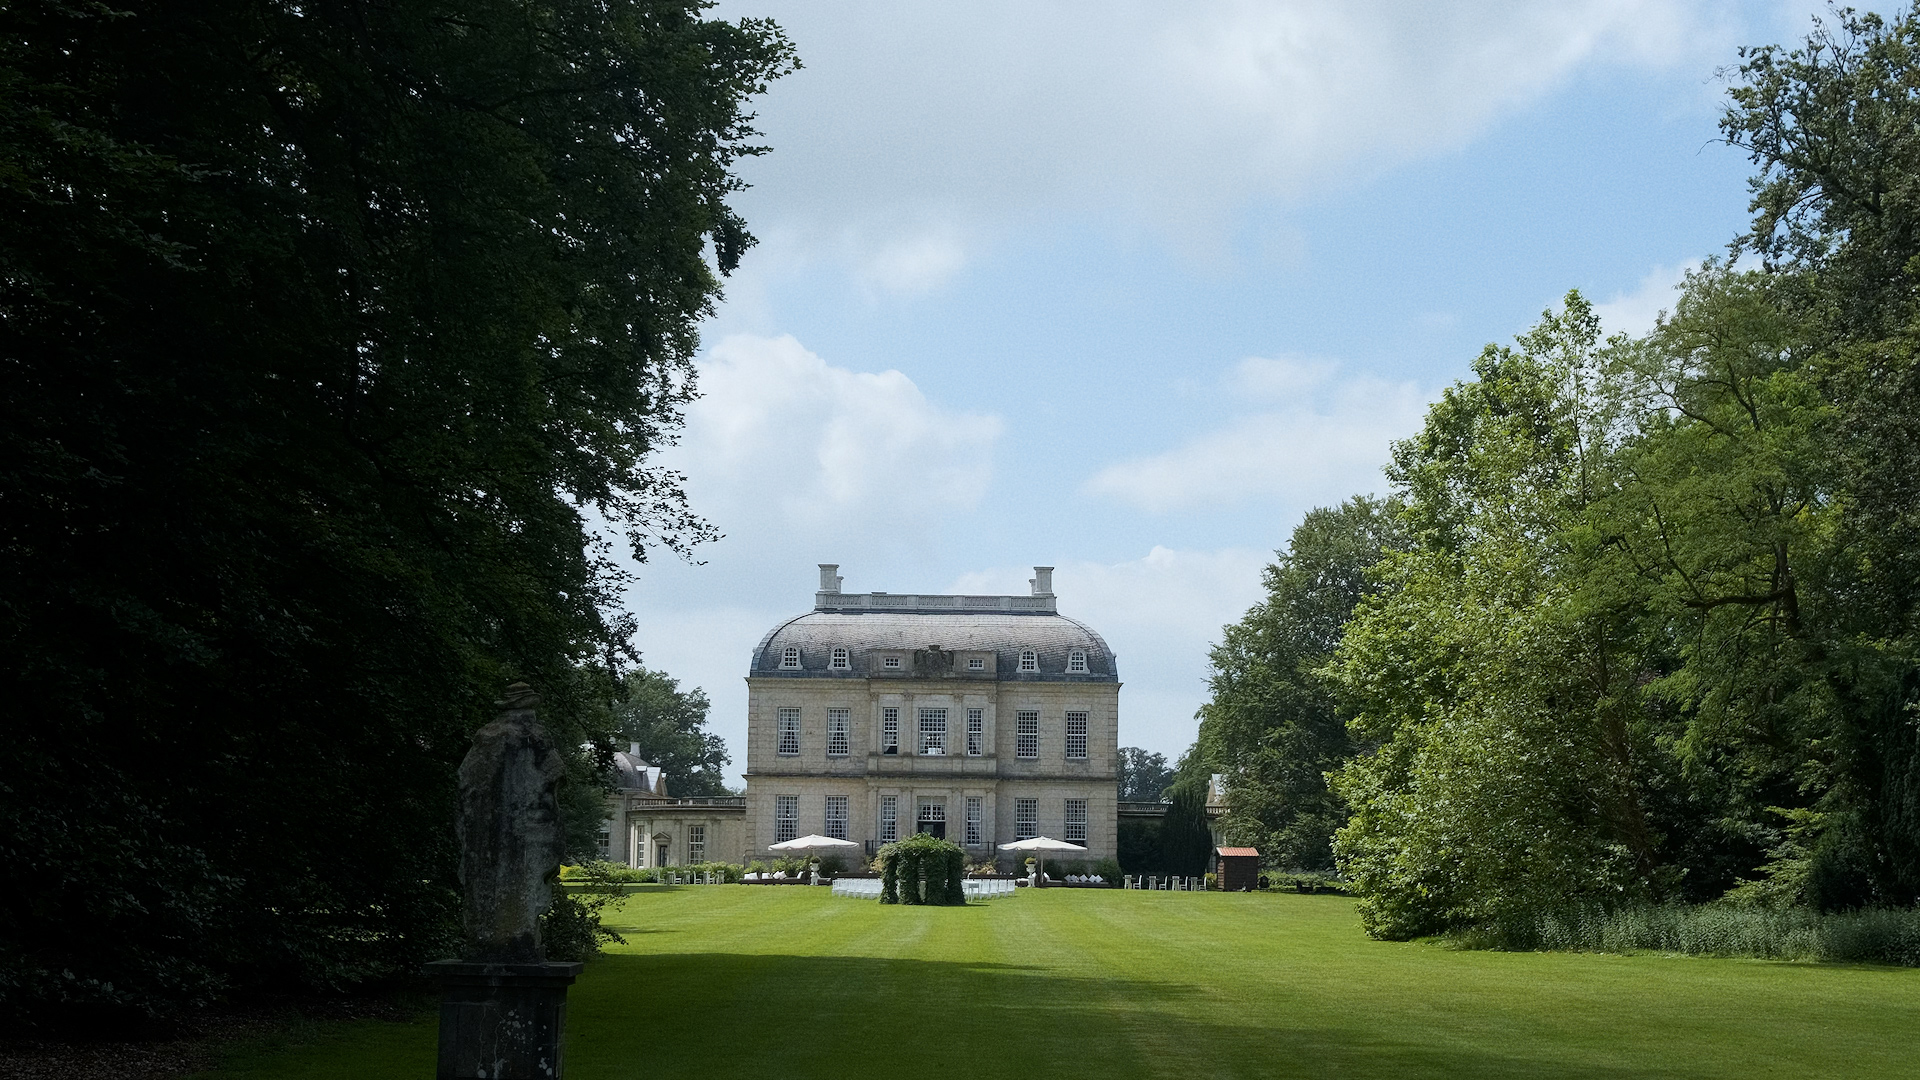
[829,877,1017,899]
[659,871,728,885]
[1124,875,1207,891]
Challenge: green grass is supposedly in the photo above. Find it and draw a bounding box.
[193,886,1920,1079]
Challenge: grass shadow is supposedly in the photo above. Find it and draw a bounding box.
[564,952,1677,1080]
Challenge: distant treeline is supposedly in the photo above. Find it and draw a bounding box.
[1192,6,1920,941]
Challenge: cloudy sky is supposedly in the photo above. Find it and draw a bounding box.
[621,1,1878,787]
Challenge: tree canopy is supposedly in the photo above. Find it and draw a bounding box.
[1116,747,1175,801]
[0,0,793,1021]
[1188,4,1920,939]
[614,667,731,796]
[1195,497,1404,872]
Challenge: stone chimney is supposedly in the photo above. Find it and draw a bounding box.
[818,563,843,593]
[629,741,639,757]
[1029,566,1054,597]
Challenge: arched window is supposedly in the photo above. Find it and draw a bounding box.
[1067,649,1088,673]
[830,647,850,670]
[1019,650,1038,672]
[780,645,801,669]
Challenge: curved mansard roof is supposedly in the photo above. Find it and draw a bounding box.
[611,749,668,796]
[750,610,1118,681]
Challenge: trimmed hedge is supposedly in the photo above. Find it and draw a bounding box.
[878,834,967,905]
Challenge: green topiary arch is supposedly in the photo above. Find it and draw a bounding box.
[879,833,968,905]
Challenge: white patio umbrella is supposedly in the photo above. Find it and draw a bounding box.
[998,836,1086,882]
[768,834,861,881]
[767,834,861,854]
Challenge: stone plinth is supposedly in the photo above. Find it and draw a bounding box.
[424,960,583,1080]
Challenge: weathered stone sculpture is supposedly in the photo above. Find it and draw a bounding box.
[427,683,583,1080]
[456,682,567,962]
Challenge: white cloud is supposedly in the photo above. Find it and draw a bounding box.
[1085,360,1429,512]
[1595,259,1701,337]
[720,0,1736,279]
[950,547,1273,759]
[1230,354,1341,401]
[859,223,969,295]
[667,333,1002,531]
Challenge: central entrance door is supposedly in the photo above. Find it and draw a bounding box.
[917,799,946,840]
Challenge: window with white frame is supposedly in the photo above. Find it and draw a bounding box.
[881,707,899,755]
[1065,710,1088,759]
[1016,710,1039,759]
[880,794,898,841]
[1015,798,1038,841]
[825,795,849,840]
[966,708,984,756]
[830,647,850,670]
[777,707,801,756]
[597,818,612,858]
[917,799,945,832]
[919,707,947,755]
[774,794,798,844]
[1018,650,1038,672]
[827,708,850,756]
[1067,649,1088,673]
[965,796,983,846]
[688,824,706,863]
[1064,799,1088,842]
[780,645,801,669]
[883,655,901,669]
[967,656,985,671]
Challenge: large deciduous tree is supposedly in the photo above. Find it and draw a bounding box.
[1115,747,1175,802]
[1196,497,1403,871]
[0,0,793,1020]
[613,667,731,796]
[1329,297,1683,938]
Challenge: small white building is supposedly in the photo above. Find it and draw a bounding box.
[602,744,746,868]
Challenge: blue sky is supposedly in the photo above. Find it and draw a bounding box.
[620,1,1884,787]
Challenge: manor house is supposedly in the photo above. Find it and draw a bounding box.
[741,565,1119,867]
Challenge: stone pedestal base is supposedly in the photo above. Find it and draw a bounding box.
[424,960,584,1080]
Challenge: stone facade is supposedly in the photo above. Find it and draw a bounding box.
[742,565,1120,868]
[601,746,746,868]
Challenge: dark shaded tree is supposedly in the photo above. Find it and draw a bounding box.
[0,0,793,1022]
[1721,2,1920,909]
[1158,775,1215,879]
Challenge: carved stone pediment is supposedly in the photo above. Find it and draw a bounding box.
[912,645,953,678]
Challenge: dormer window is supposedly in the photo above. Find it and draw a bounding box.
[1019,650,1038,672]
[1067,649,1088,674]
[883,655,901,669]
[830,647,850,670]
[780,646,801,670]
[967,656,985,671]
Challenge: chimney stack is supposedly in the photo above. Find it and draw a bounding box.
[818,564,843,593]
[1030,566,1054,597]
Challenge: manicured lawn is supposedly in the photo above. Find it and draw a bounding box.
[194,886,1920,1079]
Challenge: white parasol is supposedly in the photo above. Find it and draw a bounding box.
[998,836,1087,882]
[768,834,861,853]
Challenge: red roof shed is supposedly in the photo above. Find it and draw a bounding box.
[1214,847,1260,891]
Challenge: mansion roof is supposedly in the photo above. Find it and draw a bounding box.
[749,564,1118,681]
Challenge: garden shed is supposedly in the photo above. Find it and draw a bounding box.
[1214,847,1260,891]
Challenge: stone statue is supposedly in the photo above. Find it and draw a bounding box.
[456,682,567,963]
